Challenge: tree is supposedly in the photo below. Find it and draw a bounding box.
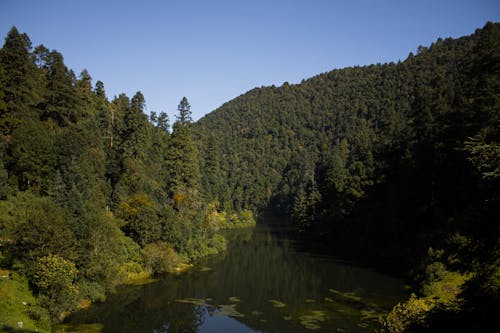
[32,254,78,320]
[3,193,77,264]
[157,111,170,132]
[42,50,80,126]
[0,26,40,134]
[150,111,170,133]
[168,97,200,204]
[122,91,150,159]
[176,96,192,125]
[8,120,56,193]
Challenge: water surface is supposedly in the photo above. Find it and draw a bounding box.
[59,220,407,332]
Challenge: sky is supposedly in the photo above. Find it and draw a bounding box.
[1,0,499,121]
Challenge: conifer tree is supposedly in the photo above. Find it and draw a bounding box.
[43,50,80,125]
[122,91,150,160]
[0,26,40,133]
[176,96,192,125]
[168,97,200,208]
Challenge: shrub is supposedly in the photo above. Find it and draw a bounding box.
[32,254,79,321]
[382,294,432,332]
[141,242,181,274]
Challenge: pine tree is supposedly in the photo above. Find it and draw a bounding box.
[0,26,41,134]
[176,96,192,125]
[157,111,170,133]
[122,91,150,159]
[168,97,200,209]
[42,50,80,126]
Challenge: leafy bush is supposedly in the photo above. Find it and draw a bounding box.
[32,254,79,321]
[141,242,181,274]
[76,280,106,303]
[382,294,432,332]
[383,262,469,332]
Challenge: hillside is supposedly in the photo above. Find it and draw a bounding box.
[0,26,254,330]
[197,22,499,331]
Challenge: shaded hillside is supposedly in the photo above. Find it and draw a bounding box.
[198,22,497,216]
[197,22,499,331]
[197,22,498,253]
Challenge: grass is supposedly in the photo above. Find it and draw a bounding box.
[0,270,50,333]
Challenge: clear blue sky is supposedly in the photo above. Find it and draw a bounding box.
[1,0,499,120]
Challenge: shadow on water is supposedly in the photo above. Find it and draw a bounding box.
[58,215,408,333]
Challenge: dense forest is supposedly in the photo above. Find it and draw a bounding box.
[0,27,254,330]
[196,22,499,331]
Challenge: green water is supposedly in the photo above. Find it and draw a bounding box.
[58,221,407,333]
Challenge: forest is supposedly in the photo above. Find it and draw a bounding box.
[0,22,498,332]
[0,26,254,330]
[196,22,499,331]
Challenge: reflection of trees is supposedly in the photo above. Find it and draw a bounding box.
[65,224,405,332]
[203,226,405,332]
[65,277,204,333]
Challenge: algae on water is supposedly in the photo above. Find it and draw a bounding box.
[268,299,286,308]
[298,310,327,330]
[174,298,205,306]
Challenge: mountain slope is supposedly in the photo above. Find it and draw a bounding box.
[197,22,499,330]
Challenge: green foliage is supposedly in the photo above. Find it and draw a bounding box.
[0,193,77,268]
[7,120,56,193]
[32,255,79,321]
[422,269,468,309]
[168,97,200,200]
[382,265,469,332]
[141,241,181,274]
[0,27,255,327]
[0,27,41,134]
[465,130,500,179]
[382,294,432,333]
[41,50,80,126]
[205,202,256,230]
[32,255,77,294]
[176,96,192,125]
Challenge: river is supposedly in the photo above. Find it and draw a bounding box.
[57,219,407,333]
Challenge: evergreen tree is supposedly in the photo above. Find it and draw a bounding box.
[0,26,40,134]
[176,96,192,125]
[42,50,80,126]
[157,111,170,132]
[122,91,150,160]
[168,97,200,208]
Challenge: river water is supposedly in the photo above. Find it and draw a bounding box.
[58,220,407,333]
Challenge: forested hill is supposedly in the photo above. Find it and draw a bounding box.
[197,22,498,218]
[197,22,499,330]
[0,26,254,329]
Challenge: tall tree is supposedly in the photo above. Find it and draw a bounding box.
[122,91,150,160]
[168,97,200,208]
[0,26,40,134]
[42,50,80,126]
[176,96,192,125]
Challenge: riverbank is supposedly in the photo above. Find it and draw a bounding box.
[0,270,51,332]
[0,211,257,333]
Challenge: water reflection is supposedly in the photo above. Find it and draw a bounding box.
[61,222,406,333]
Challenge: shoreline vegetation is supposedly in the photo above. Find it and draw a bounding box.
[1,211,256,332]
